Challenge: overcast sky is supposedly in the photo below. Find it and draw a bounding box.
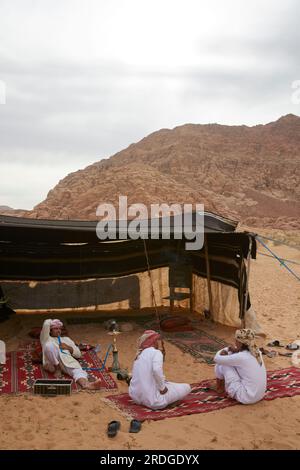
[0,0,299,209]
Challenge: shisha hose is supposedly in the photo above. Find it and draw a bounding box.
[82,343,114,371]
[57,335,68,354]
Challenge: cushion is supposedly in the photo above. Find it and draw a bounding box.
[160,316,193,332]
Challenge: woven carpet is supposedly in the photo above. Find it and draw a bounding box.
[163,330,228,364]
[138,315,228,364]
[0,349,117,394]
[104,367,300,421]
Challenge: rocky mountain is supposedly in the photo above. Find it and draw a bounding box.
[0,206,28,217]
[25,114,300,229]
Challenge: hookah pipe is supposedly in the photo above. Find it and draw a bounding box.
[82,322,122,372]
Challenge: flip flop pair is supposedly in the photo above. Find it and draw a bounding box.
[267,340,299,351]
[107,419,142,437]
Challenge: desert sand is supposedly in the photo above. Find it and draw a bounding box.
[0,241,299,450]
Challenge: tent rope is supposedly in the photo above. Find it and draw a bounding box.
[142,239,166,359]
[257,251,300,266]
[256,236,300,282]
[255,234,300,251]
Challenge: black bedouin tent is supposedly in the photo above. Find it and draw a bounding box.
[0,212,256,322]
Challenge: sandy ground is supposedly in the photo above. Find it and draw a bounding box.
[0,242,299,450]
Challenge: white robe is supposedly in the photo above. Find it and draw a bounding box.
[40,319,87,381]
[214,347,267,404]
[129,347,191,410]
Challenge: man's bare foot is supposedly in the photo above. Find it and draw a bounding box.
[87,379,102,390]
[205,379,225,394]
[77,378,102,390]
[213,379,225,394]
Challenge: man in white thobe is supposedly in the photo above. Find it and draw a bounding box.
[40,319,102,390]
[214,328,267,404]
[129,330,191,410]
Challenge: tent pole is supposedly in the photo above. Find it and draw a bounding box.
[190,280,193,315]
[242,236,252,328]
[238,255,244,320]
[170,287,174,315]
[204,234,214,319]
[142,239,165,359]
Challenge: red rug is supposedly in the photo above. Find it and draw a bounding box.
[104,367,300,421]
[0,349,117,394]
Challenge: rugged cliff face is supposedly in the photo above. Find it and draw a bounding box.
[11,114,300,228]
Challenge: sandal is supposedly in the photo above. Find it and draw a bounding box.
[107,420,120,438]
[260,347,277,358]
[129,419,142,433]
[267,340,284,348]
[286,343,299,351]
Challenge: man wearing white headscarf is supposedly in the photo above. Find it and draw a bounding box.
[129,330,191,410]
[40,319,102,390]
[213,328,267,404]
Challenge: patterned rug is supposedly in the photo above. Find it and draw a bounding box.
[163,330,228,364]
[104,367,300,421]
[138,316,228,364]
[0,349,117,394]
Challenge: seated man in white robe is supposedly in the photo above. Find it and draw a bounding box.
[214,328,267,404]
[40,319,102,390]
[129,330,191,410]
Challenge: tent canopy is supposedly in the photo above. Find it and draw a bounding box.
[0,212,256,322]
[0,212,256,286]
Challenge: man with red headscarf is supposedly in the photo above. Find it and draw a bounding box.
[40,319,102,390]
[129,330,191,410]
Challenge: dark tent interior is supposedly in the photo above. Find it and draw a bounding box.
[0,212,256,325]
